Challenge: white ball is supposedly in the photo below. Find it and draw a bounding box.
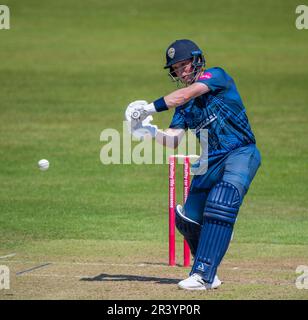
[38,159,49,171]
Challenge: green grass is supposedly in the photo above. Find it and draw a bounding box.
[1,0,308,299]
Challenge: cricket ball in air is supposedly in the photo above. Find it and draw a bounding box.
[38,159,49,171]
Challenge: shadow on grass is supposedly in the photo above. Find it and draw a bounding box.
[80,273,181,284]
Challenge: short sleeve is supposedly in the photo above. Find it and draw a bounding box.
[169,106,188,130]
[196,67,229,93]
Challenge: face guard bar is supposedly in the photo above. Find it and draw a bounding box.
[168,50,206,87]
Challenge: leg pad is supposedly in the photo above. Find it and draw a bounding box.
[191,182,241,283]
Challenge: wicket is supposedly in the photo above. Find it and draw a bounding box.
[168,154,199,267]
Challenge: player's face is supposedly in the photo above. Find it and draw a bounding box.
[172,59,194,85]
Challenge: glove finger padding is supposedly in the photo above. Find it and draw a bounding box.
[127,116,157,140]
[128,100,148,108]
[125,100,148,122]
[125,100,158,140]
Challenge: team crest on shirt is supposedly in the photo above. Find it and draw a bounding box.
[199,72,212,80]
[168,47,175,59]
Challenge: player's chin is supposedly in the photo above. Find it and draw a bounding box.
[179,76,189,84]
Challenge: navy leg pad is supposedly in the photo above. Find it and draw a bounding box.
[175,205,201,256]
[191,182,241,283]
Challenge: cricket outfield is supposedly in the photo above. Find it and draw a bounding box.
[1,0,308,300]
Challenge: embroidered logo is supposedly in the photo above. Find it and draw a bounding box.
[196,262,205,272]
[199,72,212,80]
[168,47,175,59]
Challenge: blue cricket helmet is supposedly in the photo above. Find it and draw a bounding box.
[164,39,205,69]
[164,39,206,85]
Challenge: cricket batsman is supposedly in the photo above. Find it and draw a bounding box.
[125,39,261,290]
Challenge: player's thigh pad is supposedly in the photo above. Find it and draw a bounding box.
[175,205,201,256]
[191,181,241,283]
[223,144,261,196]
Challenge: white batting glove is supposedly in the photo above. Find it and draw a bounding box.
[125,100,156,122]
[125,100,148,122]
[125,101,158,140]
[133,121,158,140]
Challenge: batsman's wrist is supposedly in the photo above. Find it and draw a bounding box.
[153,97,168,112]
